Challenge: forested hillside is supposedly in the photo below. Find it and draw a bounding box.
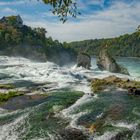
[66,29,140,57]
[0,15,76,64]
[0,15,140,65]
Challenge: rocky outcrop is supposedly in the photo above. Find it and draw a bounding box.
[77,53,91,69]
[91,75,140,93]
[97,45,129,75]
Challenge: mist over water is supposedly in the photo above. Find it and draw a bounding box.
[0,55,140,140]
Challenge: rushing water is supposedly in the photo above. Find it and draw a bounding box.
[0,56,140,140]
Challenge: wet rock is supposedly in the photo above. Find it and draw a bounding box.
[59,128,88,140]
[91,75,140,93]
[104,104,124,120]
[0,84,15,89]
[0,94,48,110]
[77,53,91,69]
[110,130,133,140]
[97,45,129,75]
[128,87,140,95]
[87,104,124,134]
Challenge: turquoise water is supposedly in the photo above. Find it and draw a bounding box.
[117,57,140,77]
[91,57,140,78]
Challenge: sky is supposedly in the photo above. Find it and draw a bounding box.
[0,0,140,42]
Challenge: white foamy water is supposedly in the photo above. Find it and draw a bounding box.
[60,94,94,131]
[93,131,118,140]
[0,56,92,93]
[0,56,139,94]
[112,122,137,130]
[0,56,140,140]
[0,113,29,140]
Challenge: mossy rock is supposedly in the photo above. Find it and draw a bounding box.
[0,91,24,102]
[0,84,15,89]
[91,79,108,92]
[91,75,140,93]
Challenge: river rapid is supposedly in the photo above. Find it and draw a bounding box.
[0,56,140,140]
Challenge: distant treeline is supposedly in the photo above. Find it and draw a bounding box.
[0,15,140,65]
[65,30,140,57]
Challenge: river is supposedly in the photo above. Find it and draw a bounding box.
[0,56,140,140]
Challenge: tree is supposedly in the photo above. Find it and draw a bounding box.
[137,25,140,32]
[40,0,80,22]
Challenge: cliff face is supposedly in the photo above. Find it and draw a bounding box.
[97,45,129,75]
[97,46,117,72]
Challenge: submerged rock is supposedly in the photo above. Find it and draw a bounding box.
[52,105,64,113]
[59,128,88,140]
[110,130,133,140]
[0,94,47,110]
[97,45,129,75]
[77,53,91,69]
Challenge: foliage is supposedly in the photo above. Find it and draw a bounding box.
[0,15,76,64]
[0,91,24,102]
[1,15,140,64]
[67,30,140,57]
[41,0,80,22]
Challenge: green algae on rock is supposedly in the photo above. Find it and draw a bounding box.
[2,91,84,139]
[0,91,24,102]
[0,84,15,89]
[91,75,140,93]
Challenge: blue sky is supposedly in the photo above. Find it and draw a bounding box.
[0,0,140,42]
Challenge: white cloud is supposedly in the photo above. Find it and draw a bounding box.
[86,0,105,6]
[25,1,139,42]
[0,0,40,6]
[0,1,24,6]
[0,7,17,14]
[77,0,105,10]
[3,0,140,42]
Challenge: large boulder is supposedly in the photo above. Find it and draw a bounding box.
[77,53,91,69]
[97,45,129,75]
